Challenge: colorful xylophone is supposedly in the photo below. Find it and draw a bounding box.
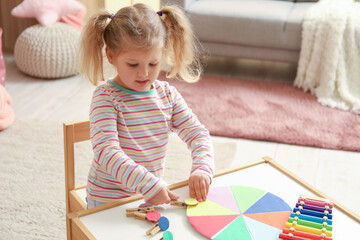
[279,195,333,240]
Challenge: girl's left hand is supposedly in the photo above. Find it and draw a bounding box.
[188,173,211,202]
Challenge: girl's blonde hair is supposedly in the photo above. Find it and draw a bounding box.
[78,3,202,85]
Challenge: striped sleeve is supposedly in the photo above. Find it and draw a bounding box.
[90,87,165,201]
[169,86,215,179]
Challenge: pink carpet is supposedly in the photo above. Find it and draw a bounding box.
[160,73,360,152]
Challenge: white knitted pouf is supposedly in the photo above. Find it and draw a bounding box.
[14,23,80,79]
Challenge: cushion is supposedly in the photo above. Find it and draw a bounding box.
[14,23,80,79]
[59,6,86,30]
[0,85,14,131]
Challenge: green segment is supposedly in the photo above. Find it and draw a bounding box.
[187,200,239,216]
[213,216,252,240]
[230,186,266,213]
[288,217,333,231]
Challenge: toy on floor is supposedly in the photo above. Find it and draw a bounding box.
[279,195,333,240]
[0,27,5,86]
[11,0,86,79]
[11,0,85,27]
[0,85,15,130]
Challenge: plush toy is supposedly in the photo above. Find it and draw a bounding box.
[59,7,86,30]
[0,85,15,131]
[0,28,5,86]
[11,0,85,29]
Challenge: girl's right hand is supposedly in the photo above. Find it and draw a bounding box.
[147,187,179,205]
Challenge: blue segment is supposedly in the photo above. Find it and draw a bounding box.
[244,192,292,214]
[242,216,282,240]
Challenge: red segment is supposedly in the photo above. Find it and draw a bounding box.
[244,211,291,229]
[187,214,240,239]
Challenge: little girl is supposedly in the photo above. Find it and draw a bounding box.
[78,3,215,208]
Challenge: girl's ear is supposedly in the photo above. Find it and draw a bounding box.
[105,47,114,64]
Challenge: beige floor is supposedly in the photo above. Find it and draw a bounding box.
[4,53,360,217]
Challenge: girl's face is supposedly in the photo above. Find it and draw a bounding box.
[106,46,163,92]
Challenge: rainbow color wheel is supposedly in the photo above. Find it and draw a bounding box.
[187,186,292,239]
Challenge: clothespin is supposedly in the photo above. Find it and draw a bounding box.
[147,216,169,236]
[126,206,155,217]
[133,211,161,222]
[170,198,199,207]
[159,230,173,240]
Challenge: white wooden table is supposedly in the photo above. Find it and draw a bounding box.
[68,158,360,240]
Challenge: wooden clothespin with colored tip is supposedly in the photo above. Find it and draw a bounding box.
[170,198,199,207]
[146,216,169,236]
[133,211,161,222]
[159,230,173,240]
[125,206,154,217]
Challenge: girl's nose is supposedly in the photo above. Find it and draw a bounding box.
[138,66,148,78]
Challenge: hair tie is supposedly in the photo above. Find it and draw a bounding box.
[156,11,163,17]
[109,13,115,20]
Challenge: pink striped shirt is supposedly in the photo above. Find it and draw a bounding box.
[87,79,215,202]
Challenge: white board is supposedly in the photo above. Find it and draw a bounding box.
[79,162,360,239]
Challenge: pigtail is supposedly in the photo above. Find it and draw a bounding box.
[160,6,202,83]
[78,11,112,85]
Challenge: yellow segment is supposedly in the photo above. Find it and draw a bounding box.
[185,198,198,206]
[187,200,239,216]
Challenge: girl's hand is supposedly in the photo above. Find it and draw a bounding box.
[147,187,179,205]
[188,173,211,202]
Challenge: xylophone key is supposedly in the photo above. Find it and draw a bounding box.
[290,213,332,225]
[287,217,332,231]
[293,207,332,219]
[284,222,332,237]
[298,195,333,209]
[281,228,333,240]
[296,203,332,214]
[279,233,312,240]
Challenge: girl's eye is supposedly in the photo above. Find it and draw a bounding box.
[127,63,138,67]
[149,63,158,67]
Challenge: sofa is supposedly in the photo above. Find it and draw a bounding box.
[161,0,318,63]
